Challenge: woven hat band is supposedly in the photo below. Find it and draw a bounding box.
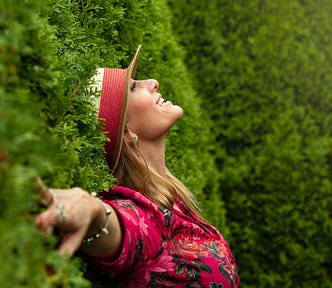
[98,68,128,169]
[91,45,141,171]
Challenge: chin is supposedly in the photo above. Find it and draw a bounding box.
[173,105,184,119]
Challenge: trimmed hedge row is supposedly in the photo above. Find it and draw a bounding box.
[169,0,332,287]
[0,0,222,286]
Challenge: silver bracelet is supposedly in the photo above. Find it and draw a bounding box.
[83,196,112,244]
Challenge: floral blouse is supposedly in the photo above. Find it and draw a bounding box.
[90,186,240,288]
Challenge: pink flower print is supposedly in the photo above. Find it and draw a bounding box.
[144,254,176,284]
[205,240,229,259]
[164,226,210,259]
[138,216,149,236]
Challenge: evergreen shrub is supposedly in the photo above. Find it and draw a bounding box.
[1,0,222,286]
[168,0,332,287]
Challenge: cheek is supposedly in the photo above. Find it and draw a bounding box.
[126,102,153,132]
[126,101,183,138]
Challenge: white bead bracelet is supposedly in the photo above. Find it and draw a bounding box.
[82,195,111,244]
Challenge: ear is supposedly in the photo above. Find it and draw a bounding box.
[127,128,138,142]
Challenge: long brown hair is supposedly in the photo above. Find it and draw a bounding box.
[114,126,201,216]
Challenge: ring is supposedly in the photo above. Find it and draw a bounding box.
[56,203,66,223]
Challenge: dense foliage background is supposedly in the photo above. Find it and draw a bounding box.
[169,0,332,287]
[1,0,331,287]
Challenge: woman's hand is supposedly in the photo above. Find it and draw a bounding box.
[35,180,122,258]
[35,183,100,256]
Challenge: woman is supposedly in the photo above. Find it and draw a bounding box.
[36,45,240,287]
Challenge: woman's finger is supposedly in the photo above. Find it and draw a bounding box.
[35,206,59,233]
[36,178,53,204]
[58,229,87,256]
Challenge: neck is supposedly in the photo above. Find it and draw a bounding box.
[138,136,167,177]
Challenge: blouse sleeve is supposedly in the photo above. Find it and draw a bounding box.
[87,186,164,278]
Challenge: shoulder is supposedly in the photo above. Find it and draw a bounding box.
[101,185,165,226]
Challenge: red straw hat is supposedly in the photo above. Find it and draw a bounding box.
[91,45,141,170]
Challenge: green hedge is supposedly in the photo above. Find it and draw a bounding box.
[46,0,223,226]
[0,0,222,286]
[169,0,332,287]
[5,0,331,286]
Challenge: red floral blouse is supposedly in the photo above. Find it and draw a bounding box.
[90,186,240,288]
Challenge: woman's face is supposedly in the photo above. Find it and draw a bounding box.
[126,79,183,140]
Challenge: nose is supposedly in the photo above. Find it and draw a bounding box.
[148,79,159,92]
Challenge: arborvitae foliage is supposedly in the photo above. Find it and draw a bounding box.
[1,0,223,286]
[0,0,97,286]
[168,0,332,287]
[46,0,223,225]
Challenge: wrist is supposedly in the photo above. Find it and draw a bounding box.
[83,193,112,245]
[80,193,122,258]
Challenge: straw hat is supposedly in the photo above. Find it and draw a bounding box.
[91,45,142,170]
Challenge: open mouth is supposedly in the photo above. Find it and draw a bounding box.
[158,97,165,106]
[156,94,169,106]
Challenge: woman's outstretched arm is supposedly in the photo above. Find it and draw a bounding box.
[35,185,122,258]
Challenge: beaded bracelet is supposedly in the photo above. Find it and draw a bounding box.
[82,195,112,244]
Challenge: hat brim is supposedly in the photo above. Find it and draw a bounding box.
[111,45,142,170]
[93,45,142,171]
